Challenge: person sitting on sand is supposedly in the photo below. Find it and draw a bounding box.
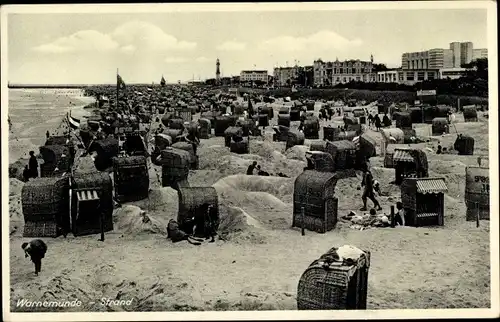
[28,151,38,179]
[246,161,258,175]
[395,202,406,226]
[256,165,270,176]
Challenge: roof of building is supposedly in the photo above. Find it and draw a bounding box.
[241,70,268,73]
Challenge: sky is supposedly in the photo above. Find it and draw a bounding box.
[6,6,488,84]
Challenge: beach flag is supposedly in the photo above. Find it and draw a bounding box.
[66,112,80,130]
[117,74,126,90]
[161,76,166,87]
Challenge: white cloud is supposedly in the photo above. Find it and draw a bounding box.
[195,56,210,63]
[120,45,136,54]
[32,21,196,55]
[164,57,188,63]
[258,30,363,53]
[216,41,247,51]
[111,21,196,52]
[32,30,119,54]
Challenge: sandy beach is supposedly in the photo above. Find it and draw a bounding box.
[8,100,491,311]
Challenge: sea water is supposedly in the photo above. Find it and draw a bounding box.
[7,88,95,163]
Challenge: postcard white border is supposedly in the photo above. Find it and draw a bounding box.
[1,1,498,321]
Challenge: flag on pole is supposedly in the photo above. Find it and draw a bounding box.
[117,74,126,90]
[161,76,166,87]
[66,112,80,130]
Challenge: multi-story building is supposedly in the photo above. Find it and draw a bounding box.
[460,42,474,65]
[402,49,453,70]
[449,42,462,67]
[240,70,268,83]
[473,48,488,61]
[313,58,376,87]
[273,66,300,87]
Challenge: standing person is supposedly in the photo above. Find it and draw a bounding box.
[22,165,31,182]
[360,167,382,211]
[437,142,443,155]
[374,115,382,131]
[28,151,38,178]
[477,156,482,167]
[22,239,48,276]
[246,161,257,175]
[45,130,50,139]
[395,202,406,226]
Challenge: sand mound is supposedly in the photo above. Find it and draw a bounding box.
[250,140,285,159]
[218,206,268,245]
[73,155,97,174]
[213,174,294,201]
[113,205,168,236]
[129,187,179,222]
[213,175,293,230]
[284,145,309,162]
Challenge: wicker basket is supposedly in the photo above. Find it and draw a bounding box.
[39,145,72,177]
[163,129,182,143]
[177,187,219,235]
[278,114,291,127]
[172,141,198,170]
[304,118,320,139]
[305,151,335,173]
[454,135,475,155]
[306,101,315,111]
[297,247,370,310]
[214,116,232,137]
[286,130,305,150]
[395,112,412,129]
[323,126,340,141]
[290,110,301,122]
[333,130,357,142]
[71,171,113,236]
[258,114,269,127]
[21,177,70,237]
[464,166,489,214]
[224,126,244,147]
[24,221,59,238]
[293,170,338,233]
[113,156,149,202]
[198,118,212,139]
[273,125,290,142]
[432,117,449,135]
[230,137,249,154]
[90,137,119,171]
[463,106,478,122]
[169,118,185,131]
[155,134,173,150]
[238,119,255,136]
[160,148,191,188]
[279,107,290,115]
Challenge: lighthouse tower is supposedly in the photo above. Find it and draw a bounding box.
[216,58,221,85]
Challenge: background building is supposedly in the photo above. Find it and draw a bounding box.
[459,42,474,65]
[473,48,488,60]
[273,66,300,87]
[377,70,399,83]
[240,70,268,84]
[402,49,453,69]
[313,57,375,87]
[449,42,462,67]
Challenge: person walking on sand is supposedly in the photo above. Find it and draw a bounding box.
[46,130,50,139]
[360,166,382,211]
[28,151,38,178]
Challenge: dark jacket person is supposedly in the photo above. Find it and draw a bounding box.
[28,151,38,178]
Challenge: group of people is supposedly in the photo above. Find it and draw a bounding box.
[246,161,269,176]
[359,165,406,226]
[367,112,392,131]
